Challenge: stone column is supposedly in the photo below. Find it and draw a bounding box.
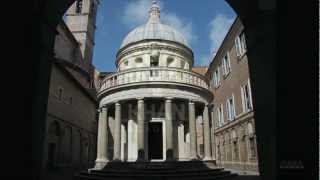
[137,98,145,161]
[178,122,185,160]
[113,102,121,161]
[188,100,197,160]
[165,98,174,161]
[210,107,216,160]
[203,104,212,160]
[94,106,109,169]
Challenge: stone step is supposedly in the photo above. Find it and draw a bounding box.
[75,173,237,180]
[86,169,229,176]
[73,161,237,180]
[90,168,225,174]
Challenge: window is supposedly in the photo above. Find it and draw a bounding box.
[213,68,220,88]
[150,57,159,67]
[181,61,185,69]
[135,57,143,63]
[75,0,83,14]
[222,52,231,75]
[90,2,95,15]
[241,80,253,112]
[167,57,174,67]
[217,105,224,127]
[226,95,236,120]
[124,60,128,66]
[235,31,247,57]
[150,55,159,77]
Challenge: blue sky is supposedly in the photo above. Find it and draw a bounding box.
[93,0,236,72]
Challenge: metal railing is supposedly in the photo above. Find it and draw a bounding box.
[99,67,210,92]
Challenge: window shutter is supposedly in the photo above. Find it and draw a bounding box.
[227,52,231,72]
[217,68,220,85]
[222,58,226,75]
[241,33,247,52]
[221,105,224,124]
[235,36,241,57]
[226,101,230,120]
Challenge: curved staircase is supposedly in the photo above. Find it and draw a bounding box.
[74,161,238,180]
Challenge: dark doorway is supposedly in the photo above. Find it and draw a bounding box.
[148,122,163,160]
[47,143,56,170]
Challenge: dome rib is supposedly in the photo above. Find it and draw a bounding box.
[120,23,190,49]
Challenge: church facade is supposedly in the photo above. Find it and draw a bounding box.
[94,1,215,169]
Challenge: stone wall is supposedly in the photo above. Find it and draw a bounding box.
[43,63,97,176]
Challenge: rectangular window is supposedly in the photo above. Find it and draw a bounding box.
[235,31,247,57]
[226,96,236,120]
[217,104,224,127]
[75,0,83,14]
[213,68,220,88]
[241,80,253,112]
[222,52,231,76]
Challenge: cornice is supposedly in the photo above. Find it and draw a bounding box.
[115,41,194,67]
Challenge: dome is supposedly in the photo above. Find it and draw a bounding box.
[120,1,190,49]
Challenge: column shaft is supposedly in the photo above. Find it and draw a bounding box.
[137,98,145,161]
[203,104,212,160]
[114,102,121,161]
[94,107,109,169]
[211,110,216,160]
[188,101,197,160]
[165,98,173,161]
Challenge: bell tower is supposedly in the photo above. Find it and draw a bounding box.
[64,0,99,66]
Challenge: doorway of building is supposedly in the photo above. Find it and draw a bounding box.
[148,122,163,160]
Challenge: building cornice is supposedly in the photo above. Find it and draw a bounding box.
[214,111,254,134]
[116,40,194,67]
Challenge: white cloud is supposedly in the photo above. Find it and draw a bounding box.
[122,0,152,28]
[122,0,196,45]
[199,14,234,66]
[209,14,234,52]
[162,13,196,44]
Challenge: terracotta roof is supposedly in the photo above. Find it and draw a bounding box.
[192,67,208,76]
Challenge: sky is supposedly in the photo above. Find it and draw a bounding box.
[93,0,236,72]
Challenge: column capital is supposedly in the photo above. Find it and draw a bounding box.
[189,100,195,104]
[115,102,121,106]
[137,97,144,100]
[165,97,173,103]
[101,105,108,110]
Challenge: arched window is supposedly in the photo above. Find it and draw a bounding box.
[75,0,83,14]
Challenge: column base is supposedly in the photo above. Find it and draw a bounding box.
[203,156,212,161]
[112,159,122,162]
[93,159,109,170]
